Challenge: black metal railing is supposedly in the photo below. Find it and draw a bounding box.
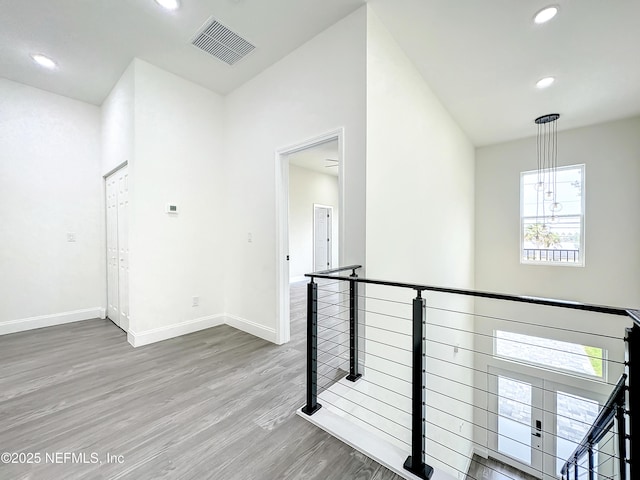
[560,374,627,480]
[523,248,580,262]
[300,265,639,480]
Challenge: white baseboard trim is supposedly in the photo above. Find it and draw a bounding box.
[0,308,104,336]
[127,314,225,347]
[99,308,106,320]
[224,314,277,343]
[289,275,307,283]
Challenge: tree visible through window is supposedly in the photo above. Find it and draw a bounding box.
[521,164,585,265]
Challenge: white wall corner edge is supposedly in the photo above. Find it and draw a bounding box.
[0,308,105,336]
[127,314,226,347]
[460,444,477,480]
[472,446,489,459]
[224,314,277,343]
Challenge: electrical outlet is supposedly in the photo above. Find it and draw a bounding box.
[192,296,199,307]
[67,233,76,242]
[247,232,252,243]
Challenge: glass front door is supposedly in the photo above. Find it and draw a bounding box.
[490,369,543,476]
[489,368,607,479]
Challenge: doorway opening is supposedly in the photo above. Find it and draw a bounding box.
[105,163,129,332]
[275,129,344,344]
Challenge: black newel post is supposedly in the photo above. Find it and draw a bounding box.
[587,445,594,480]
[403,289,433,480]
[616,403,627,480]
[346,269,361,382]
[626,314,640,480]
[302,280,321,415]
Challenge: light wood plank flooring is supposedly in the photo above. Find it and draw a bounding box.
[0,282,402,480]
[465,455,539,480]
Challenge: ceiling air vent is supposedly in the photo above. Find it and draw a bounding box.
[191,18,255,66]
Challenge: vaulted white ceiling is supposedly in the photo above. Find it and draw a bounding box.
[2,0,639,146]
[0,0,365,105]
[370,0,640,145]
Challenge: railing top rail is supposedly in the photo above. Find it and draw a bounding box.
[560,373,627,475]
[523,248,579,251]
[308,265,362,276]
[304,271,632,317]
[628,309,640,327]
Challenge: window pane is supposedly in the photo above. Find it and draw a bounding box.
[521,164,584,265]
[495,331,604,378]
[497,376,532,464]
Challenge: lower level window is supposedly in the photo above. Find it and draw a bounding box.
[495,330,605,379]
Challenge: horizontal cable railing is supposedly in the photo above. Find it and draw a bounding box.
[300,266,638,480]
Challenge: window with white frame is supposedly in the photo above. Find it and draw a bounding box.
[495,330,605,379]
[520,164,585,265]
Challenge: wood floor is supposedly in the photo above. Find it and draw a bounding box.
[465,455,539,480]
[0,282,402,480]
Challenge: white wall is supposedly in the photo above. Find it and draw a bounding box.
[224,7,367,340]
[288,165,339,280]
[127,60,226,342]
[101,63,134,176]
[475,116,640,308]
[365,9,476,478]
[0,78,104,333]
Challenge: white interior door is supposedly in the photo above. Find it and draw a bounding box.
[106,173,119,324]
[313,205,332,271]
[106,165,129,331]
[117,168,129,330]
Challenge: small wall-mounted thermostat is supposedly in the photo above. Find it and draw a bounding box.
[166,204,178,214]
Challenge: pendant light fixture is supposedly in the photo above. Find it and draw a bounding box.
[534,113,560,225]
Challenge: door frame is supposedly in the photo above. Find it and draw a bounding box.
[275,128,344,345]
[103,161,128,331]
[313,204,334,272]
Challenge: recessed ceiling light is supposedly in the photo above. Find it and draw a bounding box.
[536,77,555,89]
[31,53,57,69]
[155,0,180,10]
[534,6,558,24]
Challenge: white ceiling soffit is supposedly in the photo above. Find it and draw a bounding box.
[0,0,366,105]
[369,0,640,146]
[192,18,255,66]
